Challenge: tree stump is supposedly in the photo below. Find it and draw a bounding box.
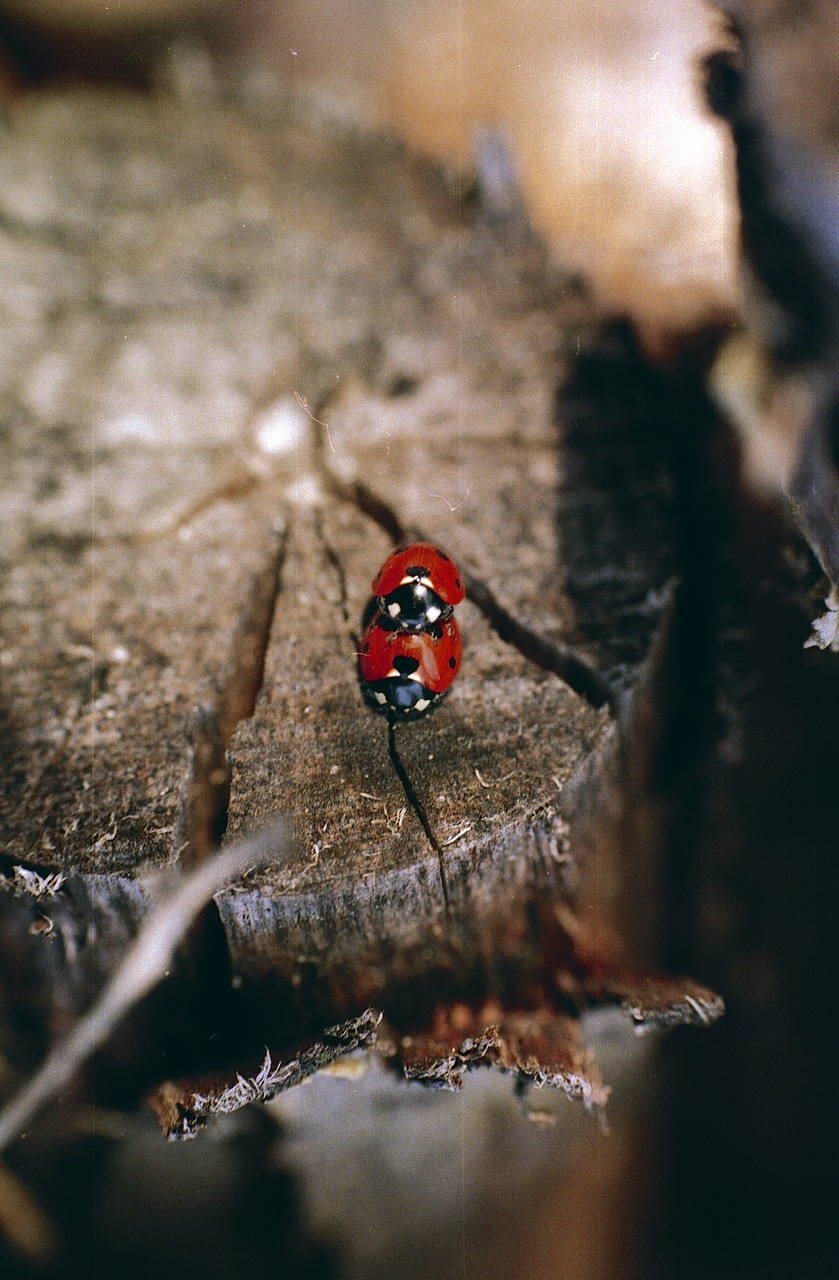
[0,81,720,1154]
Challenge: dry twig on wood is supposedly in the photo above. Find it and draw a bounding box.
[0,820,288,1155]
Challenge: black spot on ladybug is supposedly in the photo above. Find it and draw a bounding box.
[438,551,451,561]
[449,657,457,669]
[455,578,461,589]
[406,565,428,578]
[393,655,420,676]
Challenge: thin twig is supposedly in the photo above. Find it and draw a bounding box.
[0,820,289,1155]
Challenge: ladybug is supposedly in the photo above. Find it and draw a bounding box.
[372,542,465,629]
[358,611,462,716]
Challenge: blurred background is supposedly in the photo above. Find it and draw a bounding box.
[0,0,739,340]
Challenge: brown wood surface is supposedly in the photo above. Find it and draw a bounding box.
[0,86,602,871]
[0,84,720,1127]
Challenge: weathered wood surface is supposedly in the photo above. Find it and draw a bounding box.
[0,85,603,870]
[0,83,720,1123]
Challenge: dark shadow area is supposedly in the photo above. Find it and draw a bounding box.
[559,317,839,1278]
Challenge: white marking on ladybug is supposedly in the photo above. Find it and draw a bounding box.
[387,602,401,617]
[414,698,431,712]
[386,667,401,678]
[425,605,441,623]
[374,691,388,705]
[399,573,415,585]
[408,672,424,683]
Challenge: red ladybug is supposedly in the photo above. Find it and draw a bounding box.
[372,542,465,629]
[358,611,462,716]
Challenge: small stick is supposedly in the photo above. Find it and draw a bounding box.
[0,820,289,1156]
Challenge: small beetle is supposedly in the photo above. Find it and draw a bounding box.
[372,542,465,629]
[358,611,462,716]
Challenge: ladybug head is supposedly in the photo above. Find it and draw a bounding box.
[380,581,448,628]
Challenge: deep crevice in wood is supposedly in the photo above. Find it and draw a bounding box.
[459,572,616,711]
[216,525,290,742]
[386,721,450,912]
[328,472,405,544]
[312,508,358,649]
[175,525,289,869]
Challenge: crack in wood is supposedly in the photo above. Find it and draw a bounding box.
[330,475,404,545]
[459,573,616,711]
[386,721,451,912]
[312,508,358,649]
[120,470,263,546]
[325,472,616,712]
[216,523,290,742]
[174,523,289,868]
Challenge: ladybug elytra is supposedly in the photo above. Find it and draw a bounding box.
[372,541,465,629]
[358,612,462,716]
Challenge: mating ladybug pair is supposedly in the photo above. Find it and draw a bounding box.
[359,542,465,717]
